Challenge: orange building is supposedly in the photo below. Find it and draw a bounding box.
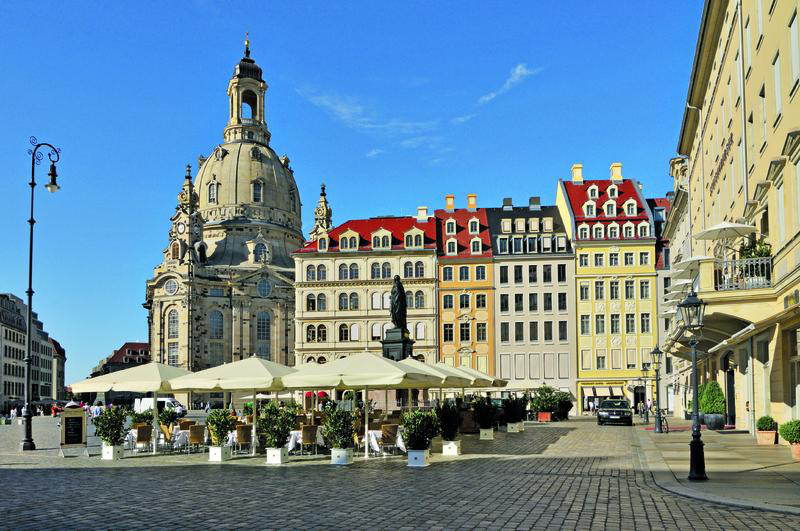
[436,194,495,375]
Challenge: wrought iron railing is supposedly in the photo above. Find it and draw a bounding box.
[714,257,772,291]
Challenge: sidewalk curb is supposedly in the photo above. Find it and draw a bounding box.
[635,428,800,516]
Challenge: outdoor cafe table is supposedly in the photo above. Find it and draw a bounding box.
[126,427,190,449]
[286,429,325,452]
[367,429,407,453]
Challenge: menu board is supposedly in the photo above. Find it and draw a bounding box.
[61,408,86,448]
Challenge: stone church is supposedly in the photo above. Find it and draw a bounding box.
[144,40,304,386]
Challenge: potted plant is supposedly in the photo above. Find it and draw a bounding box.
[159,407,179,442]
[436,401,462,455]
[553,391,573,421]
[322,405,355,465]
[131,409,154,425]
[93,407,127,460]
[258,402,293,465]
[472,397,496,440]
[503,396,527,433]
[779,419,800,460]
[402,410,440,467]
[531,386,559,422]
[206,409,236,462]
[756,415,778,445]
[699,381,725,430]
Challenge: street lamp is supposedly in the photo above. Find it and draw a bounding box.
[20,137,61,452]
[640,363,651,424]
[678,290,707,481]
[651,347,663,433]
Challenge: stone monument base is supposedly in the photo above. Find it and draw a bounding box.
[381,327,414,361]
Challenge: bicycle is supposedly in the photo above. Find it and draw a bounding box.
[656,409,669,433]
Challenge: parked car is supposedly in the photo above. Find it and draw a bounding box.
[134,397,186,417]
[596,399,633,426]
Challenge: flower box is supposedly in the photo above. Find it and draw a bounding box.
[209,445,232,462]
[479,428,494,440]
[756,430,776,445]
[442,440,461,456]
[266,447,288,465]
[331,447,353,465]
[507,422,522,433]
[407,449,430,467]
[101,444,123,461]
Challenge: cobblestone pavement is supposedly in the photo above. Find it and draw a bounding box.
[2,418,799,529]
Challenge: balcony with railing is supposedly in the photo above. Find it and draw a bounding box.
[713,257,772,291]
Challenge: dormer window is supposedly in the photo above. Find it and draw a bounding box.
[607,185,618,198]
[382,236,389,247]
[585,203,595,217]
[542,218,553,232]
[529,218,539,232]
[588,185,599,199]
[414,234,422,246]
[470,238,482,254]
[446,239,457,255]
[623,223,634,238]
[578,225,589,239]
[341,237,349,250]
[638,223,650,237]
[501,219,512,233]
[604,202,616,216]
[593,225,604,239]
[608,224,619,239]
[372,236,379,247]
[445,220,456,235]
[254,243,267,263]
[469,219,480,234]
[625,201,637,216]
[318,238,328,251]
[514,219,525,233]
[405,235,412,247]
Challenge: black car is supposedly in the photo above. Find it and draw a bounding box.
[596,399,633,426]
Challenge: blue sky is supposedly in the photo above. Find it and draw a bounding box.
[0,1,703,383]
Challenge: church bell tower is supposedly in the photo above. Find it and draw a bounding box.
[224,33,270,145]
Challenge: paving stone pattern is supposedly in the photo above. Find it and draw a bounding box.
[1,418,797,529]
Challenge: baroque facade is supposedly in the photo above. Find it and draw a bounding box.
[145,42,302,392]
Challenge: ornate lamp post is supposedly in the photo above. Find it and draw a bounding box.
[651,347,663,433]
[641,363,651,424]
[678,290,708,481]
[20,137,61,452]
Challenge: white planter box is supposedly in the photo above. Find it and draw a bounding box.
[101,444,123,461]
[507,422,522,433]
[266,447,288,465]
[407,449,430,467]
[442,439,461,456]
[479,428,494,440]
[209,445,232,462]
[331,448,353,465]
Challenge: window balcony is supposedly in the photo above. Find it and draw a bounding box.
[714,257,772,291]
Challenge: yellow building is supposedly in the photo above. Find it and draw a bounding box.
[663,0,800,434]
[557,163,662,413]
[436,194,496,376]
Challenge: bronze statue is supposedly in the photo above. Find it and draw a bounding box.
[390,275,407,331]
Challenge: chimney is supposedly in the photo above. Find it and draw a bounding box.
[416,206,429,221]
[571,163,583,183]
[445,194,455,212]
[529,196,541,211]
[610,162,623,183]
[502,198,513,211]
[467,193,477,212]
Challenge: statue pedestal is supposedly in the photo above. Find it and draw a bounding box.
[381,327,414,361]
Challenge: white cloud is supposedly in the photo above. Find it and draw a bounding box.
[297,89,437,135]
[366,148,385,158]
[451,113,477,125]
[478,63,542,105]
[398,135,440,149]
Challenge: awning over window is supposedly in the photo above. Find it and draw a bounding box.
[610,386,625,397]
[582,387,596,397]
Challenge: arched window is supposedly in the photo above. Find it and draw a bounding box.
[382,292,391,309]
[404,261,413,278]
[317,325,327,342]
[349,293,359,310]
[624,225,633,238]
[446,220,456,234]
[381,262,391,278]
[469,220,479,233]
[381,235,389,247]
[306,325,316,342]
[339,324,349,342]
[208,182,218,203]
[252,181,263,203]
[405,235,413,247]
[443,294,453,309]
[167,310,178,339]
[371,323,382,340]
[638,224,649,237]
[317,265,327,280]
[254,243,267,263]
[350,324,360,340]
[372,236,380,248]
[415,291,424,308]
[459,294,470,309]
[405,291,414,309]
[608,226,619,239]
[416,322,425,339]
[318,238,327,251]
[242,89,258,119]
[339,293,348,310]
[414,234,422,246]
[579,226,589,239]
[306,294,316,311]
[209,311,223,339]
[306,265,316,281]
[338,264,348,280]
[447,241,456,254]
[371,263,381,279]
[371,292,381,309]
[349,236,357,248]
[317,294,327,311]
[593,226,603,239]
[340,237,348,250]
[414,261,424,277]
[349,263,359,279]
[256,312,271,341]
[171,242,180,260]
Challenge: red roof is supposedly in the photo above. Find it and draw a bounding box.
[434,208,493,259]
[108,342,150,364]
[296,216,437,253]
[561,179,652,240]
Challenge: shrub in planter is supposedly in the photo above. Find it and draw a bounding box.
[322,404,355,465]
[755,415,778,445]
[436,401,461,455]
[402,409,440,467]
[552,391,574,421]
[699,381,726,429]
[257,401,293,464]
[131,409,154,425]
[779,419,800,460]
[531,386,559,421]
[93,407,127,460]
[503,396,528,431]
[472,397,496,439]
[206,409,235,448]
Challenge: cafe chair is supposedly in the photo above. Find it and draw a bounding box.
[187,425,206,454]
[134,425,153,453]
[300,424,318,455]
[178,420,196,431]
[380,424,399,456]
[236,424,253,454]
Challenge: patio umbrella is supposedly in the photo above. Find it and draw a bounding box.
[667,279,693,292]
[456,365,507,388]
[282,353,441,458]
[70,362,190,454]
[399,358,472,404]
[673,255,714,271]
[435,363,492,388]
[170,357,297,455]
[669,267,695,280]
[664,291,684,301]
[694,221,756,241]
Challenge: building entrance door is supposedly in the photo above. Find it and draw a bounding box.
[633,386,645,412]
[724,352,736,427]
